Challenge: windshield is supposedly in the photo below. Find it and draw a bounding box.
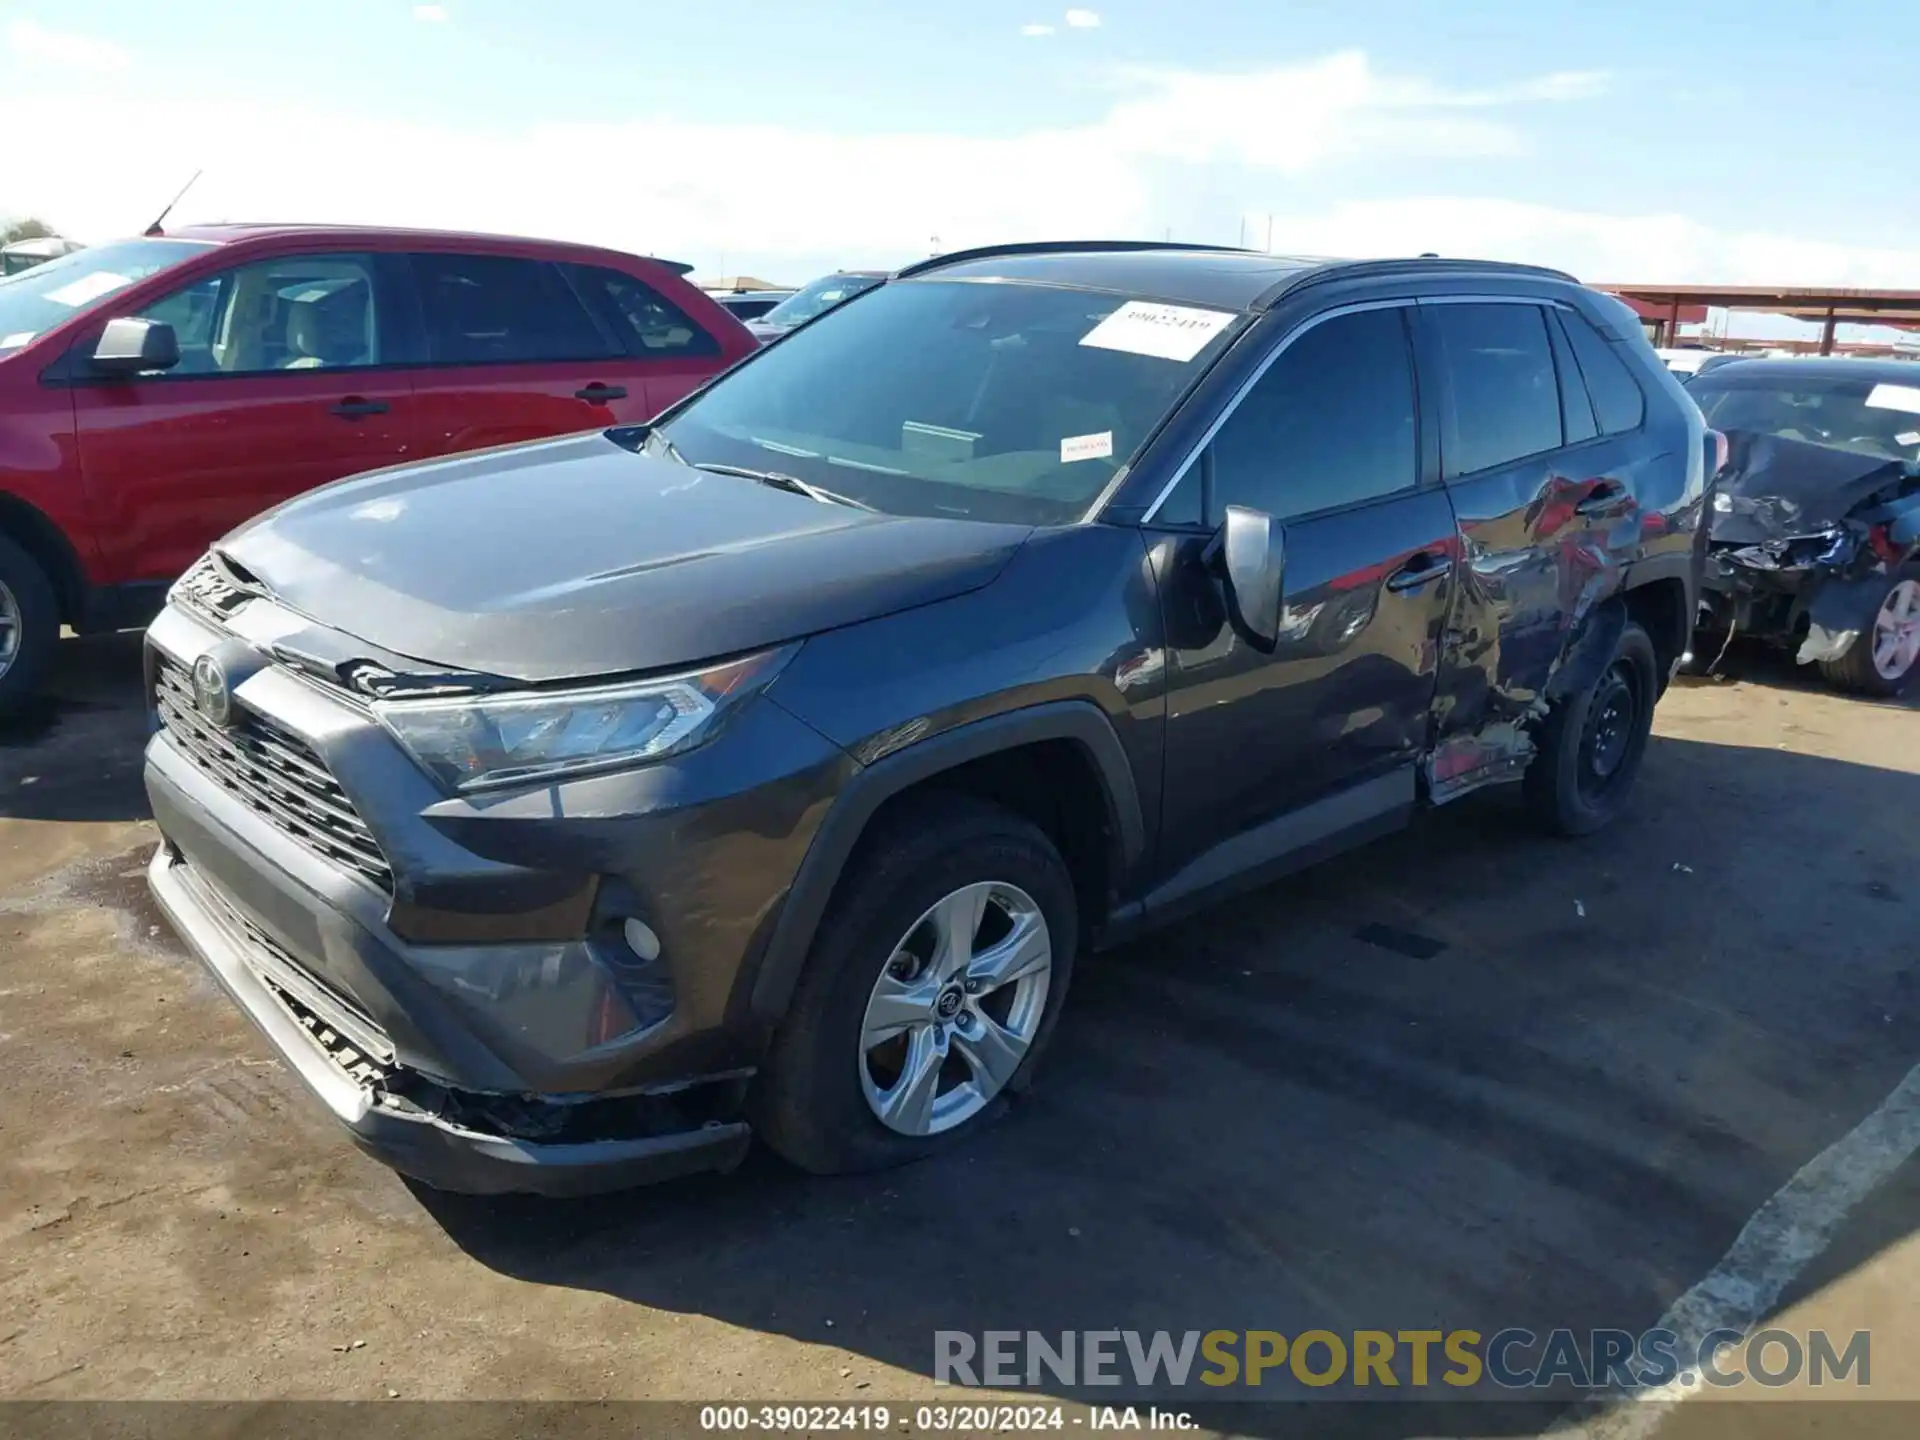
[0,238,214,356]
[657,277,1244,525]
[759,272,884,327]
[1691,373,1920,462]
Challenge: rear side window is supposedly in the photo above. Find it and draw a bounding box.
[566,264,719,358]
[1207,306,1418,521]
[1560,309,1647,434]
[1430,303,1562,478]
[411,253,618,364]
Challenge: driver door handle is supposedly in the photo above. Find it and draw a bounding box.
[330,397,389,418]
[575,382,628,403]
[1386,550,1451,593]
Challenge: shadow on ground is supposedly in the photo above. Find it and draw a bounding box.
[1686,636,1920,711]
[418,732,1920,1437]
[0,632,152,823]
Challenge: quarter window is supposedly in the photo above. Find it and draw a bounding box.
[1207,306,1418,521]
[1430,303,1562,478]
[567,264,718,357]
[411,253,618,364]
[1560,308,1647,434]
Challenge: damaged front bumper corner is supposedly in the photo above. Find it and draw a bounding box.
[148,847,752,1196]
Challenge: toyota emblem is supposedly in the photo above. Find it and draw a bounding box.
[191,653,233,727]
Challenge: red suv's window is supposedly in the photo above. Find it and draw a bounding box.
[412,253,618,364]
[565,263,720,359]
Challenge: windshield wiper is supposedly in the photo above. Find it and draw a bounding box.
[692,462,873,511]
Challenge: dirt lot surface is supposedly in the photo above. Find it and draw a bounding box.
[3,633,1917,1435]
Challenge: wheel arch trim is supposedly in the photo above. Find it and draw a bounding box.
[741,700,1145,1025]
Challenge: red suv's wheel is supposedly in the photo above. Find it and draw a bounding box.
[0,534,59,719]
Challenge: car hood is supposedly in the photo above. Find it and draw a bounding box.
[218,431,1031,683]
[1709,430,1914,544]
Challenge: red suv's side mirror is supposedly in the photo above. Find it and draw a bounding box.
[90,316,180,377]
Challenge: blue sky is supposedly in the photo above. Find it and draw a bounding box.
[4,0,1917,335]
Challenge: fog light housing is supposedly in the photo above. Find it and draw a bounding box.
[623,917,662,962]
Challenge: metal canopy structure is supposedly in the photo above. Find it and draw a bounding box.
[1599,283,1920,353]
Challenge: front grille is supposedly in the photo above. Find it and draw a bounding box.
[154,653,395,893]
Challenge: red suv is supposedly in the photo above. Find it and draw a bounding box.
[0,224,755,714]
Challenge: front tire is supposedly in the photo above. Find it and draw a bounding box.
[1818,570,1920,698]
[752,794,1077,1175]
[1524,617,1659,836]
[0,534,60,721]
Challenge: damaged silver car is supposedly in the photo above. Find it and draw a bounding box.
[1691,359,1920,695]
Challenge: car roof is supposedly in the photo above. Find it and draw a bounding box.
[898,242,1574,314]
[161,223,695,273]
[1686,356,1920,384]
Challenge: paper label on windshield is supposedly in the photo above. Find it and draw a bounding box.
[1899,431,1920,447]
[44,272,133,308]
[0,331,34,350]
[1080,301,1234,363]
[1865,382,1920,416]
[1061,431,1114,463]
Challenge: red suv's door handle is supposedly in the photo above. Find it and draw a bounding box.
[575,383,628,403]
[330,397,389,418]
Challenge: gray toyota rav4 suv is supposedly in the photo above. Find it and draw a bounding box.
[145,243,1710,1195]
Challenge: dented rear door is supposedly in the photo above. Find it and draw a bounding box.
[1414,298,1650,800]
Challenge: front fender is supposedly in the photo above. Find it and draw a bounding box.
[738,700,1145,1025]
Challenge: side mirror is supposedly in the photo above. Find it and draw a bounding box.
[1209,504,1285,648]
[90,317,179,377]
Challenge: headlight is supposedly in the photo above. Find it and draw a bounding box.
[1712,491,1734,514]
[374,647,793,792]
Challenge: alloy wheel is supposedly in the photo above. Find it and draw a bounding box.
[858,881,1052,1136]
[0,580,21,681]
[1870,579,1920,682]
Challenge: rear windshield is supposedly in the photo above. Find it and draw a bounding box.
[0,238,215,356]
[657,277,1245,525]
[1690,373,1920,462]
[758,272,884,327]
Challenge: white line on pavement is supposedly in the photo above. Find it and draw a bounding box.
[1551,1059,1920,1440]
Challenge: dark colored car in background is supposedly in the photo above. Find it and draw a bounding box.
[746,269,887,341]
[1690,358,1920,694]
[0,225,756,715]
[710,288,796,321]
[143,243,1706,1196]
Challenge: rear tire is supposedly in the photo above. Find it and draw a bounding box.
[0,534,59,721]
[751,793,1077,1175]
[1524,618,1659,837]
[1818,569,1920,698]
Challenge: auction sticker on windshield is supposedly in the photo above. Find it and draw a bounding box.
[1080,301,1234,363]
[1865,382,1920,416]
[44,272,133,308]
[1061,431,1114,463]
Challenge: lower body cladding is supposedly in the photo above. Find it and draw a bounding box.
[142,603,849,1196]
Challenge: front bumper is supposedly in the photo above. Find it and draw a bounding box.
[141,598,850,1195]
[149,844,749,1196]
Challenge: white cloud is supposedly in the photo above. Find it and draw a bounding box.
[413,4,449,21]
[1021,23,1056,37]
[5,18,130,73]
[14,47,1909,295]
[1255,196,1920,290]
[1065,8,1103,27]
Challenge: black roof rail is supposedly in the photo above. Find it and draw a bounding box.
[1253,256,1579,312]
[896,239,1256,280]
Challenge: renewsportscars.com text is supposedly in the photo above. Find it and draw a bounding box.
[934,1327,1870,1391]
